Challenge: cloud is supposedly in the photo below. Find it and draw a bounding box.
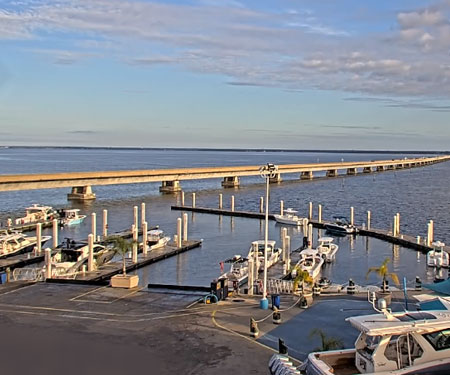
[66,130,100,134]
[344,97,450,112]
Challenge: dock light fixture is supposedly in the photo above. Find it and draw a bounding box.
[259,163,278,310]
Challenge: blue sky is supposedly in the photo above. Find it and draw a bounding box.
[1,0,449,149]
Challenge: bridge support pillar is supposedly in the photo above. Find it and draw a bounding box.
[326,169,337,177]
[300,171,313,180]
[269,173,282,184]
[376,166,385,172]
[346,168,357,175]
[159,180,181,193]
[395,164,404,169]
[363,167,373,173]
[67,186,96,201]
[386,165,395,170]
[221,176,240,188]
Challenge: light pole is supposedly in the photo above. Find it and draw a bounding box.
[259,163,278,310]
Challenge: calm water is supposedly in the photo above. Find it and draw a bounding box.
[0,147,449,287]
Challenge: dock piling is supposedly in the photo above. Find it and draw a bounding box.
[36,223,42,253]
[259,197,264,213]
[45,248,52,279]
[285,235,290,267]
[427,221,434,246]
[350,207,354,226]
[142,221,148,255]
[177,218,182,247]
[132,224,138,263]
[231,195,235,212]
[308,202,313,220]
[280,200,284,215]
[88,234,94,272]
[192,193,196,208]
[91,213,97,240]
[393,215,398,236]
[52,219,58,248]
[396,213,400,236]
[133,206,139,230]
[141,203,146,226]
[318,204,322,223]
[183,213,188,241]
[102,209,108,238]
[181,191,185,206]
[367,211,371,230]
[219,194,223,209]
[417,235,421,245]
[307,223,313,248]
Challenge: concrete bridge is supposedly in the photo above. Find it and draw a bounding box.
[0,155,448,200]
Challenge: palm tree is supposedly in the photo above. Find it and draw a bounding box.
[107,237,134,276]
[366,257,400,293]
[309,328,344,352]
[292,267,313,291]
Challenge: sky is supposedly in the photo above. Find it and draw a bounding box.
[0,0,450,150]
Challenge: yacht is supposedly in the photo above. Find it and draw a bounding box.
[0,232,51,258]
[427,241,449,268]
[271,305,450,374]
[274,208,306,226]
[325,216,359,235]
[15,204,59,225]
[147,229,170,250]
[248,240,282,271]
[292,248,324,280]
[316,237,339,262]
[59,209,86,226]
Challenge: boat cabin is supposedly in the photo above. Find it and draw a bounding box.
[148,229,165,243]
[0,234,31,254]
[254,240,277,256]
[15,204,58,225]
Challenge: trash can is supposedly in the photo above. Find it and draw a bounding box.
[271,294,280,309]
[211,279,222,301]
[219,277,228,300]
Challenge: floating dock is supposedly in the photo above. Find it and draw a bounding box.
[47,240,202,285]
[172,205,449,254]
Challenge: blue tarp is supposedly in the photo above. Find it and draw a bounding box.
[423,278,450,296]
[419,299,448,310]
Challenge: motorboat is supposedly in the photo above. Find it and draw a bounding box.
[325,216,359,235]
[51,238,115,276]
[316,237,339,262]
[219,255,249,288]
[274,208,306,226]
[15,204,59,225]
[59,209,86,226]
[292,248,324,280]
[271,303,450,375]
[0,232,51,258]
[301,307,450,375]
[147,229,170,250]
[427,241,449,268]
[248,240,282,271]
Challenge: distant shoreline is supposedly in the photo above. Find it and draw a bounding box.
[0,146,447,155]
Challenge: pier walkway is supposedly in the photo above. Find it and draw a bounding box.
[0,155,448,199]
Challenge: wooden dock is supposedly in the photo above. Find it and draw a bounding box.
[171,205,448,254]
[0,252,45,273]
[47,240,202,285]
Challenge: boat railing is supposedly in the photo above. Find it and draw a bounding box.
[12,267,45,282]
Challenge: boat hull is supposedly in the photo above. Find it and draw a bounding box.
[0,236,51,259]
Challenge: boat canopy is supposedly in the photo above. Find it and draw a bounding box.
[284,208,298,213]
[148,229,164,236]
[423,278,450,296]
[318,237,334,243]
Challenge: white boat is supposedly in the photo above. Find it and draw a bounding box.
[248,240,282,271]
[51,239,114,276]
[60,209,86,226]
[427,241,449,268]
[274,208,307,226]
[0,232,51,258]
[292,248,324,280]
[325,216,359,235]
[219,255,249,287]
[15,204,59,225]
[147,229,170,250]
[299,307,450,375]
[316,237,339,262]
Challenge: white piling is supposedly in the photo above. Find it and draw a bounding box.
[259,197,264,213]
[219,194,223,209]
[142,221,148,255]
[427,221,434,247]
[132,224,138,263]
[393,215,398,236]
[183,213,188,241]
[102,209,108,238]
[231,195,235,212]
[45,248,52,279]
[192,193,196,208]
[397,213,400,235]
[318,204,322,223]
[308,202,313,220]
[285,235,291,264]
[91,212,96,240]
[36,223,42,253]
[181,191,185,206]
[88,234,94,272]
[307,223,313,248]
[133,206,139,230]
[141,203,146,226]
[367,211,371,230]
[280,200,284,215]
[350,207,354,226]
[177,218,182,247]
[52,219,58,248]
[430,220,434,244]
[417,235,421,245]
[248,256,254,295]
